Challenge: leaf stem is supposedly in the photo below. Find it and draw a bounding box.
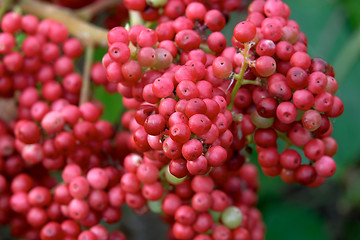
[80,45,94,105]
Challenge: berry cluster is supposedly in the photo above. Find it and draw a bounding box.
[228,0,343,186]
[0,12,83,102]
[123,0,243,22]
[0,12,130,239]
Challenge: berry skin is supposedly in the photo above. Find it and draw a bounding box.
[234,21,256,43]
[302,110,322,132]
[255,56,276,77]
[109,42,130,63]
[295,165,316,185]
[212,57,233,79]
[314,156,336,177]
[276,102,298,124]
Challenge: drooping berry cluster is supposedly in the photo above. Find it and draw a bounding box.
[0,12,131,239]
[0,12,83,102]
[225,0,343,186]
[120,153,264,240]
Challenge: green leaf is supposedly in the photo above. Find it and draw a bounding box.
[342,0,360,28]
[262,202,329,240]
[94,47,108,62]
[94,86,123,124]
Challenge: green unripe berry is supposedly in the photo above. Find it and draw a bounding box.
[146,0,168,8]
[148,199,163,214]
[251,110,274,128]
[221,206,242,229]
[165,165,185,185]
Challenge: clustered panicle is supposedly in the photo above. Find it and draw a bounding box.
[0,0,344,239]
[0,11,128,240]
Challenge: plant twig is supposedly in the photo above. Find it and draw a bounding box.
[0,0,12,19]
[277,131,293,149]
[80,45,94,105]
[18,0,108,47]
[75,0,122,21]
[243,79,261,86]
[129,10,143,27]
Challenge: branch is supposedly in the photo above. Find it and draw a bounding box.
[0,0,12,19]
[18,0,108,47]
[75,0,122,21]
[129,10,143,27]
[80,45,94,105]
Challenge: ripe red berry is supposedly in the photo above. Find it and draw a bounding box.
[234,21,256,43]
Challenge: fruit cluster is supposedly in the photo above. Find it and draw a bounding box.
[0,0,344,239]
[0,11,129,239]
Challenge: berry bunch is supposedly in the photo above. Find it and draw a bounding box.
[0,12,130,239]
[120,153,264,240]
[228,0,344,186]
[123,0,243,22]
[105,0,344,190]
[0,12,83,102]
[104,3,238,177]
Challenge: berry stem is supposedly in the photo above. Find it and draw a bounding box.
[0,0,12,19]
[199,43,214,54]
[75,0,122,21]
[129,10,144,27]
[228,42,254,111]
[80,45,94,105]
[276,131,292,148]
[0,98,17,123]
[242,79,261,86]
[18,0,108,47]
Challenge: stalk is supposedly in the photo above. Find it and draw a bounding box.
[80,45,94,105]
[18,0,108,47]
[228,42,254,111]
[0,0,12,19]
[75,0,122,21]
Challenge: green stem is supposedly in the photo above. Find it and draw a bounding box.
[277,131,292,149]
[243,79,261,86]
[228,42,253,111]
[199,43,214,54]
[0,0,12,19]
[80,45,94,105]
[277,131,305,150]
